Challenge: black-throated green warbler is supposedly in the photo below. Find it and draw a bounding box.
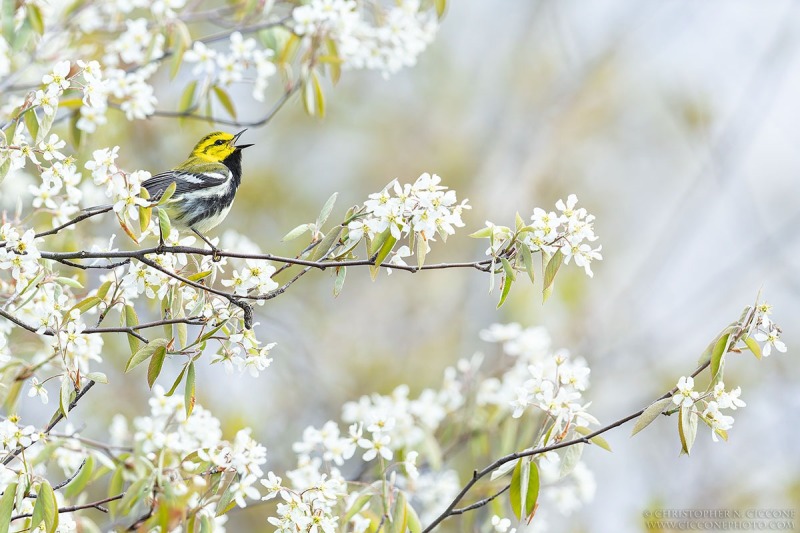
[143,130,253,248]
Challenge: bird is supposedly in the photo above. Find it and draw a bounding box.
[141,129,253,253]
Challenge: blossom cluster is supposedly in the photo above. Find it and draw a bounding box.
[292,0,439,77]
[184,31,278,102]
[346,173,470,268]
[477,323,597,518]
[479,194,603,277]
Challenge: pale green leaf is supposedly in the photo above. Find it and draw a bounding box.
[31,480,58,533]
[333,267,346,297]
[631,397,674,436]
[184,361,196,417]
[0,482,17,533]
[559,443,584,478]
[157,181,177,206]
[147,345,166,388]
[744,336,762,359]
[282,223,310,242]
[213,86,237,119]
[125,339,168,373]
[509,459,522,520]
[316,192,338,228]
[124,304,140,355]
[65,455,94,498]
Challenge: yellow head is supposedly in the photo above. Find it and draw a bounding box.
[189,130,253,162]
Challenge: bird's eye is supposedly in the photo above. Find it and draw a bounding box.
[214,139,226,146]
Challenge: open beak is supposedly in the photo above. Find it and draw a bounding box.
[231,129,254,150]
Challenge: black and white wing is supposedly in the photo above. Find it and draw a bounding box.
[142,169,231,202]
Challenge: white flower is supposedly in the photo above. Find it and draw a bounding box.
[38,134,66,161]
[702,401,734,441]
[753,328,786,356]
[357,434,393,461]
[27,377,49,404]
[672,376,698,408]
[42,60,71,92]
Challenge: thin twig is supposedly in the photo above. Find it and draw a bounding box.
[10,493,124,521]
[2,380,97,466]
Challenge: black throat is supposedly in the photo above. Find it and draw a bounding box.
[222,149,244,188]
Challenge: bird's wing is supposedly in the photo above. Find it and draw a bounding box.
[142,168,230,202]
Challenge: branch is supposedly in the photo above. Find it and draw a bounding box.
[421,360,712,532]
[139,81,301,128]
[1,380,97,466]
[10,493,124,521]
[37,245,494,275]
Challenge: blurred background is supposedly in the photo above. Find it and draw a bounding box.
[15,0,800,530]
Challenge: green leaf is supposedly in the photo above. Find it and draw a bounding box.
[178,80,197,113]
[282,223,310,242]
[156,181,177,206]
[310,226,343,261]
[147,345,166,388]
[520,245,535,284]
[678,406,698,455]
[468,226,493,239]
[710,333,731,385]
[38,108,55,143]
[316,192,338,228]
[124,304,140,355]
[85,371,108,384]
[24,109,39,143]
[509,459,523,520]
[342,491,372,523]
[406,499,422,533]
[392,491,408,533]
[370,234,397,280]
[165,364,188,397]
[0,156,10,185]
[118,477,149,516]
[139,205,152,233]
[59,375,73,418]
[631,397,674,436]
[170,20,192,79]
[434,0,447,18]
[108,466,124,516]
[744,336,762,360]
[187,270,212,282]
[559,443,584,477]
[55,277,84,289]
[325,38,341,85]
[369,227,392,256]
[542,248,563,303]
[64,455,94,498]
[158,209,171,241]
[333,266,346,297]
[215,473,239,516]
[525,460,540,517]
[312,70,325,118]
[416,234,427,269]
[31,480,58,533]
[184,361,196,418]
[95,280,112,299]
[213,86,237,119]
[70,295,101,315]
[125,338,167,373]
[27,4,45,34]
[302,76,316,115]
[0,482,17,533]
[497,271,513,308]
[573,426,612,452]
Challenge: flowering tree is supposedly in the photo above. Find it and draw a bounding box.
[0,1,787,532]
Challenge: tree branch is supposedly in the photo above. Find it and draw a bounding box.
[10,493,124,521]
[1,380,97,466]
